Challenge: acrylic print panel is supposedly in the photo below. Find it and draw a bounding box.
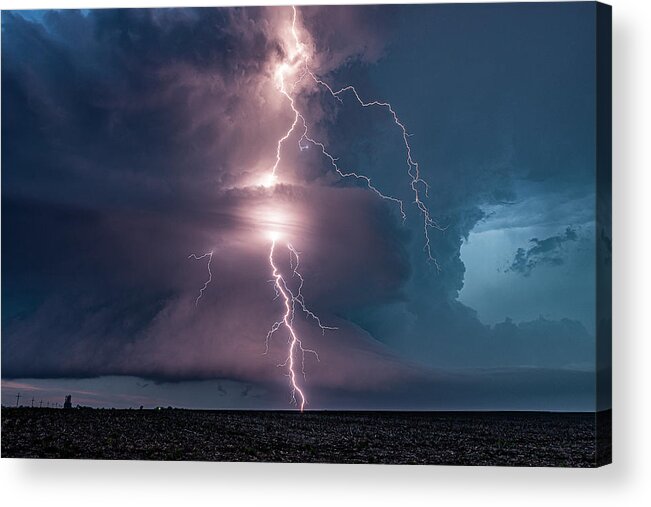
[1,2,611,466]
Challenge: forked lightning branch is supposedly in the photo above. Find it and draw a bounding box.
[190,6,440,410]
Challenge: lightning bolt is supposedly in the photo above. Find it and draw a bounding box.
[312,83,445,266]
[257,6,445,407]
[188,251,213,306]
[275,76,408,219]
[272,6,443,266]
[189,6,442,410]
[266,239,332,411]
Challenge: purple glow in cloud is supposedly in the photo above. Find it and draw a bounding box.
[187,6,440,409]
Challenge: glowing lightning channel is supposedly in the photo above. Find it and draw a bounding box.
[279,6,444,266]
[266,239,329,411]
[258,5,445,408]
[287,243,338,334]
[189,6,445,411]
[301,129,407,222]
[317,83,446,266]
[269,7,309,179]
[188,252,213,306]
[270,7,408,220]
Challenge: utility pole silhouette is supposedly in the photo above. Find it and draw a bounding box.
[15,393,21,407]
[39,400,43,408]
[31,397,35,408]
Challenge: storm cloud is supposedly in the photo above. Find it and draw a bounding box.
[507,227,579,276]
[2,4,599,409]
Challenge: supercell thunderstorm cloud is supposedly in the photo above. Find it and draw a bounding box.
[211,6,440,410]
[2,4,601,410]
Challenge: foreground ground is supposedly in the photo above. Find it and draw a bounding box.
[1,408,610,466]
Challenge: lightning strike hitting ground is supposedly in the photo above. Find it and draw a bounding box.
[261,6,444,408]
[191,5,441,410]
[265,239,326,411]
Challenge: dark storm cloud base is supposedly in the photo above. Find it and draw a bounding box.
[1,408,611,467]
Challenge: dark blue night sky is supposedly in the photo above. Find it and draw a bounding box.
[2,3,604,410]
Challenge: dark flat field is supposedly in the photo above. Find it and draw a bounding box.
[1,408,610,467]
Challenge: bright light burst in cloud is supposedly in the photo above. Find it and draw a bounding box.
[189,6,440,410]
[2,3,600,411]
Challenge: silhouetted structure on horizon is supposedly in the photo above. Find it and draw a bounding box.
[63,395,72,409]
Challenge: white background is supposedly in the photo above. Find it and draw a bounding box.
[1,0,649,505]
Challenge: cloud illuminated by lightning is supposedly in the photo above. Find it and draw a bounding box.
[258,6,445,406]
[270,6,443,266]
[190,5,442,410]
